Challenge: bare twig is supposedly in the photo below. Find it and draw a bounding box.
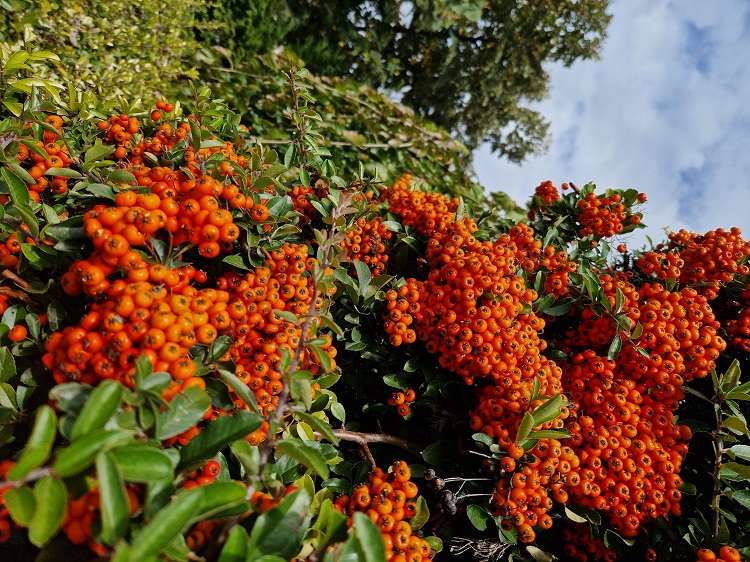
[0,467,53,490]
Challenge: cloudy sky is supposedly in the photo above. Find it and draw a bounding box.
[474,0,750,246]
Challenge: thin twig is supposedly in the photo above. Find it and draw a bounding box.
[0,467,53,490]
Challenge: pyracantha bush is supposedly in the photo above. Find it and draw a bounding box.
[0,46,748,562]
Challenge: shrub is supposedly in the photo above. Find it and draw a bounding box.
[0,47,748,562]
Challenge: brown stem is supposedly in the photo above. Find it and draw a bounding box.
[2,269,30,290]
[711,396,724,540]
[333,429,416,455]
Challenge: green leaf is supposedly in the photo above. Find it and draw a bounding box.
[70,380,123,439]
[247,489,311,559]
[111,445,174,482]
[719,462,750,481]
[351,511,385,562]
[295,412,339,444]
[310,343,333,373]
[353,260,371,298]
[156,386,211,440]
[53,429,133,477]
[8,405,57,479]
[44,167,83,179]
[97,452,129,544]
[3,167,38,236]
[276,439,330,479]
[218,369,261,414]
[467,504,491,531]
[515,412,535,443]
[84,141,115,165]
[129,488,203,561]
[531,394,564,426]
[0,347,16,382]
[208,335,232,362]
[607,334,622,360]
[179,411,262,468]
[4,485,36,526]
[564,506,587,523]
[218,525,249,562]
[411,496,429,530]
[729,444,750,462]
[28,476,67,547]
[193,481,249,520]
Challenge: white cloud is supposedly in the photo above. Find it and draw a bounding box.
[473,0,750,246]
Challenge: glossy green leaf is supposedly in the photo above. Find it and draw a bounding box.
[28,476,67,547]
[70,380,123,439]
[97,452,129,544]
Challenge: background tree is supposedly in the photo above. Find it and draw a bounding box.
[216,0,612,162]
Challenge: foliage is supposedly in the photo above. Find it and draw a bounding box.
[215,0,612,162]
[0,0,207,98]
[0,45,748,562]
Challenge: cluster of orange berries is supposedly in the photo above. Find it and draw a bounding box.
[727,287,750,352]
[221,243,336,435]
[560,524,616,562]
[334,461,433,562]
[577,192,641,238]
[637,251,684,281]
[619,283,724,406]
[383,280,420,347]
[61,171,261,298]
[509,223,575,298]
[493,437,574,544]
[384,174,459,237]
[559,273,640,352]
[562,351,691,536]
[15,115,73,201]
[183,459,221,489]
[46,266,228,391]
[387,388,416,417]
[0,460,14,543]
[696,547,744,562]
[384,177,573,540]
[533,180,560,205]
[62,486,140,555]
[0,233,22,270]
[185,520,219,551]
[668,228,750,300]
[343,217,393,275]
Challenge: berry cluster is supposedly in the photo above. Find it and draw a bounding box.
[62,486,140,555]
[388,387,417,417]
[727,287,750,352]
[637,251,684,281]
[696,547,743,562]
[510,223,575,298]
[577,192,641,238]
[46,266,228,389]
[384,174,460,237]
[383,280,420,347]
[182,459,221,489]
[560,524,616,562]
[668,228,750,300]
[533,180,560,205]
[221,243,336,437]
[344,217,393,275]
[334,461,434,562]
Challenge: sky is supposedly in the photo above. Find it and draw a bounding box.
[473,0,750,247]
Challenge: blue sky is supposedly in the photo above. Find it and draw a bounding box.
[474,0,750,246]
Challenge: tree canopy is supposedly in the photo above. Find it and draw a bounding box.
[217,0,612,162]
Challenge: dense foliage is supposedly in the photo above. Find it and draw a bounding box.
[0,40,748,562]
[214,0,612,162]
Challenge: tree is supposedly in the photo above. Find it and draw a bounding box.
[221,0,612,162]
